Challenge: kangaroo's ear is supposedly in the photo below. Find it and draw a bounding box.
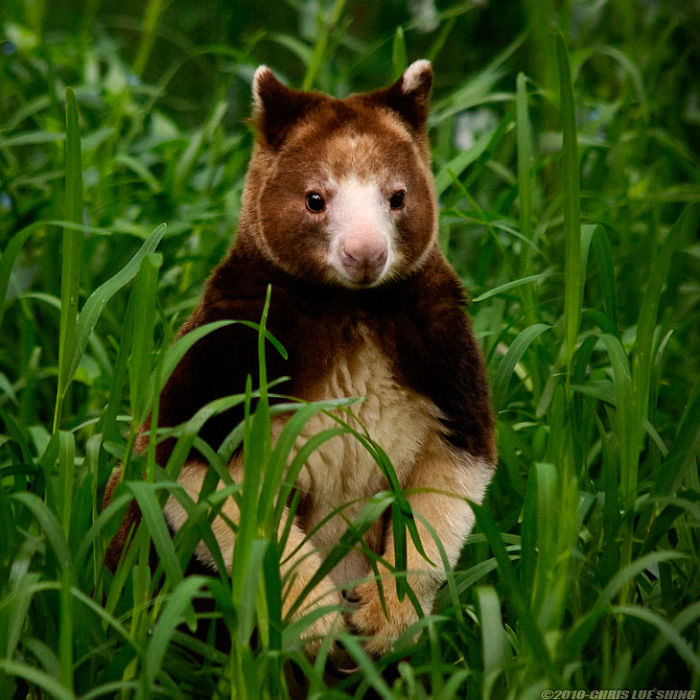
[251,66,322,149]
[367,59,433,132]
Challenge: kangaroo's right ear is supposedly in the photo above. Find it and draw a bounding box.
[367,59,433,133]
[252,66,322,149]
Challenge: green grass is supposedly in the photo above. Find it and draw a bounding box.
[2,1,700,697]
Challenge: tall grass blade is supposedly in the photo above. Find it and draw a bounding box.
[471,502,553,674]
[516,72,534,251]
[236,539,268,645]
[472,273,550,304]
[595,551,684,610]
[0,222,45,327]
[611,605,700,676]
[155,320,238,398]
[302,0,347,90]
[11,492,71,568]
[556,34,583,382]
[0,660,76,700]
[53,88,84,431]
[493,323,550,409]
[477,585,507,673]
[128,253,162,423]
[131,0,164,78]
[655,377,700,494]
[589,225,619,332]
[63,224,166,394]
[392,26,407,80]
[2,573,41,662]
[632,601,700,686]
[139,576,208,698]
[127,482,183,588]
[631,204,700,470]
[599,333,633,505]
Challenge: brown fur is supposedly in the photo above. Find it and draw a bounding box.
[104,61,496,657]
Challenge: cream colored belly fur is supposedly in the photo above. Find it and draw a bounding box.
[164,330,441,580]
[290,334,443,585]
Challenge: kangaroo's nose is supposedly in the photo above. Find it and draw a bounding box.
[340,233,388,284]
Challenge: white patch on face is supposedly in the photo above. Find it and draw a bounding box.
[325,176,399,287]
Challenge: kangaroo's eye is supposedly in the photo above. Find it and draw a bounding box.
[306,192,326,213]
[389,189,406,210]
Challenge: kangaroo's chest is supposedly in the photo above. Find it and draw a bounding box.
[291,323,440,516]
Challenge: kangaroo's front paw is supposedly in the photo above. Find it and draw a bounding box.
[285,572,347,660]
[346,578,429,656]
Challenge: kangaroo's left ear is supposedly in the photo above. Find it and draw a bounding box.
[368,59,433,132]
[251,65,323,149]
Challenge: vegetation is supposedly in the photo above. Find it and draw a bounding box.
[1,0,699,697]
